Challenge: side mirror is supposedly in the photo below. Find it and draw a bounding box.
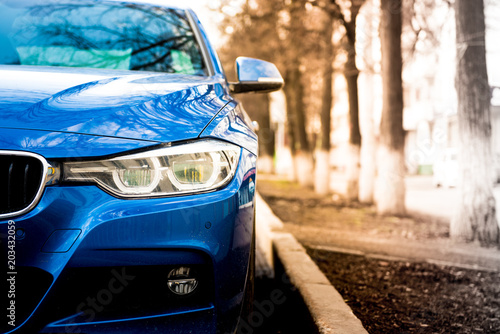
[229,57,284,94]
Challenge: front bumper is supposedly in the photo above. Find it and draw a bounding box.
[1,150,256,334]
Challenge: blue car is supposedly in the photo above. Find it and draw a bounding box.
[0,0,283,333]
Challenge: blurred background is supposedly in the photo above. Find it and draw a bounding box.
[184,2,500,331]
[192,0,500,246]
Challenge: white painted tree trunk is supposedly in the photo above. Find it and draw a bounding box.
[346,144,361,201]
[275,146,295,181]
[314,149,331,195]
[257,155,274,174]
[377,0,406,215]
[452,136,497,242]
[375,145,406,215]
[452,0,498,245]
[359,135,376,204]
[294,151,314,187]
[357,1,378,204]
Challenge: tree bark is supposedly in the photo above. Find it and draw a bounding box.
[320,59,333,154]
[358,0,378,204]
[452,0,498,246]
[256,94,275,173]
[285,67,313,185]
[345,29,362,201]
[315,13,334,195]
[329,0,363,201]
[283,0,313,186]
[289,67,310,154]
[359,73,377,203]
[376,0,406,215]
[284,74,298,181]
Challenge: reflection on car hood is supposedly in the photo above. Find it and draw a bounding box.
[0,65,230,143]
[0,128,159,159]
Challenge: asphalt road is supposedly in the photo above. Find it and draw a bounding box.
[250,276,318,334]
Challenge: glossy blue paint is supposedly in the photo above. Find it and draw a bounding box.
[42,306,216,334]
[41,229,82,253]
[0,1,276,333]
[0,66,230,144]
[200,101,259,155]
[0,128,158,158]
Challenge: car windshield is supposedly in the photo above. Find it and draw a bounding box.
[0,0,207,75]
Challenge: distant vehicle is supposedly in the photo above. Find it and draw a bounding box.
[433,148,458,188]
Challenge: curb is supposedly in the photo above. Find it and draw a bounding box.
[256,193,368,334]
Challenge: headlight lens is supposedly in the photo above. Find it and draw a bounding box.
[62,140,241,198]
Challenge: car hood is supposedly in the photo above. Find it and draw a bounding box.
[0,66,230,143]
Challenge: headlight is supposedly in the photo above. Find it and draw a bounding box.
[62,140,241,198]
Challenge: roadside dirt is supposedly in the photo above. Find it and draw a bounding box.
[258,178,500,333]
[307,248,500,333]
[258,178,450,241]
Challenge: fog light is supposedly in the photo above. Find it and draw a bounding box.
[167,267,198,295]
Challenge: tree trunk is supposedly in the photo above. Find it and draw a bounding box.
[284,73,298,181]
[315,14,334,195]
[376,0,406,215]
[344,3,363,201]
[256,94,275,174]
[295,150,314,186]
[286,66,313,187]
[289,67,310,154]
[357,0,376,204]
[452,0,498,246]
[359,73,377,203]
[345,54,361,201]
[346,142,361,200]
[320,51,333,154]
[287,0,313,186]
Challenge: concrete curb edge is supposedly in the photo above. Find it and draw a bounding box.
[256,193,368,334]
